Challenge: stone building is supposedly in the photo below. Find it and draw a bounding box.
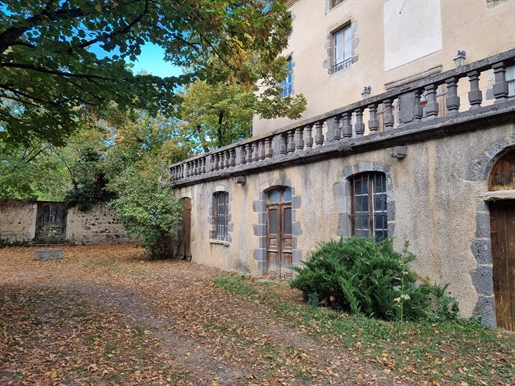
[169,0,515,330]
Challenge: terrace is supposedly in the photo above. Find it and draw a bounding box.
[170,49,515,186]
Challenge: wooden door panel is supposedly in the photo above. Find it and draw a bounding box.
[490,200,515,331]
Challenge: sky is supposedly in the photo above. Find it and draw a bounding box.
[130,44,183,78]
[91,42,183,78]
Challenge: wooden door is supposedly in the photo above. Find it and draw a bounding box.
[177,198,192,261]
[266,187,293,279]
[490,200,515,331]
[35,202,67,243]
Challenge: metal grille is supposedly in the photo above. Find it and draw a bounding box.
[213,192,228,240]
[352,173,388,241]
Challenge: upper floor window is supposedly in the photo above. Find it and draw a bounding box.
[330,0,345,8]
[281,57,293,98]
[329,24,352,75]
[507,65,515,96]
[350,173,388,242]
[212,191,229,241]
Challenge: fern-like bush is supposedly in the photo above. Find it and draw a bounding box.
[290,237,459,322]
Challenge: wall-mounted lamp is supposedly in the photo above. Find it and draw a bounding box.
[361,86,371,99]
[234,176,246,184]
[453,50,466,68]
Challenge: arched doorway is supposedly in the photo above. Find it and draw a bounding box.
[488,148,515,330]
[266,186,293,279]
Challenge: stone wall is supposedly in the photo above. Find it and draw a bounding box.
[0,200,37,241]
[0,201,133,245]
[66,203,133,245]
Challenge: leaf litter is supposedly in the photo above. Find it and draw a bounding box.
[0,244,513,385]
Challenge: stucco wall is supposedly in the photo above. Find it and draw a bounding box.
[253,0,515,135]
[0,200,37,241]
[66,203,133,245]
[175,121,515,322]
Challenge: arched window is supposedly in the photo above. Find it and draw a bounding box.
[350,172,387,241]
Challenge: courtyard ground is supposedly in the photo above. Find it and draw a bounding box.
[0,244,513,386]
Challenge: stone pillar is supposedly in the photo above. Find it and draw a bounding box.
[368,104,379,132]
[492,62,508,103]
[445,77,460,115]
[424,84,439,120]
[354,109,365,136]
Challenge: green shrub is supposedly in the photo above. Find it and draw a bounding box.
[109,163,183,260]
[290,237,459,322]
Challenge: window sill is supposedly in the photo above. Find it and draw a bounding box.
[210,240,230,247]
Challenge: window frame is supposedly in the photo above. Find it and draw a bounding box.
[212,191,229,241]
[507,65,515,97]
[329,24,353,75]
[350,173,388,242]
[281,57,294,98]
[330,0,345,9]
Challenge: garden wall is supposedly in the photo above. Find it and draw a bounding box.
[0,200,133,245]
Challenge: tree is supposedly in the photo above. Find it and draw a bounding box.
[109,158,183,259]
[180,56,307,151]
[0,0,292,146]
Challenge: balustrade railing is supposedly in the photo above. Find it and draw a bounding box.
[170,49,515,183]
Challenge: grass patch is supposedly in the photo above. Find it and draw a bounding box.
[213,273,258,296]
[213,277,515,385]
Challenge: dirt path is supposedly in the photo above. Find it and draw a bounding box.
[0,244,411,385]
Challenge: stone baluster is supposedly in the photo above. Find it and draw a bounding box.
[342,112,352,138]
[229,149,236,167]
[383,99,394,128]
[424,84,439,120]
[205,155,212,173]
[354,109,365,136]
[213,153,219,171]
[467,71,482,109]
[258,140,265,160]
[245,144,252,164]
[186,162,191,177]
[265,138,273,158]
[305,124,314,148]
[368,104,379,133]
[201,157,206,174]
[218,153,224,170]
[445,77,460,115]
[315,121,324,146]
[414,92,422,122]
[238,145,245,165]
[492,62,508,103]
[279,133,287,155]
[252,142,259,162]
[334,114,342,140]
[225,151,230,168]
[296,127,305,150]
[287,130,295,153]
[194,159,199,175]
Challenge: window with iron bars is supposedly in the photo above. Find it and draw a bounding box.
[350,173,388,242]
[212,192,229,240]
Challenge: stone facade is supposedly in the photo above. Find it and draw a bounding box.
[252,0,515,134]
[170,42,515,327]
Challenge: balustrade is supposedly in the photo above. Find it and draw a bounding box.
[169,50,515,184]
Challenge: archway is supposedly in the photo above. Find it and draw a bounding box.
[488,148,515,330]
